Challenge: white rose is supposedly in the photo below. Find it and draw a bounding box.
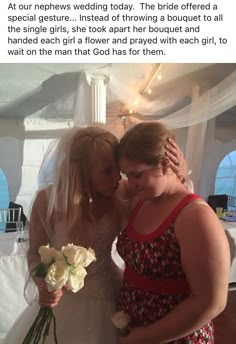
[38,245,56,264]
[62,244,83,265]
[111,311,129,335]
[62,244,96,267]
[51,248,64,262]
[83,247,96,268]
[39,245,64,265]
[67,266,87,293]
[45,260,69,291]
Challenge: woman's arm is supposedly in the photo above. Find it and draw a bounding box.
[120,203,230,344]
[27,189,63,307]
[27,189,49,271]
[27,190,49,271]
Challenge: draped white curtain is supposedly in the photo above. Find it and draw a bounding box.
[184,85,207,190]
[1,63,235,130]
[72,64,236,132]
[17,63,234,132]
[109,68,236,130]
[31,63,235,191]
[72,64,236,189]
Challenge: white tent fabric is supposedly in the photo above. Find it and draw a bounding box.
[72,65,236,191]
[1,63,235,130]
[0,63,236,199]
[108,68,236,129]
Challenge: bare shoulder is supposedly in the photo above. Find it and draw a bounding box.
[175,199,224,233]
[34,188,47,202]
[174,198,229,255]
[31,187,50,214]
[174,198,230,301]
[176,198,214,218]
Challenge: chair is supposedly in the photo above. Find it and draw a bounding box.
[7,202,27,227]
[207,194,228,212]
[0,208,22,233]
[227,196,236,210]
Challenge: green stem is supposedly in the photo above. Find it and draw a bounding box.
[52,311,59,344]
[21,307,45,344]
[21,306,58,344]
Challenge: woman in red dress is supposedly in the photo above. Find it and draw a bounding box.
[117,122,230,344]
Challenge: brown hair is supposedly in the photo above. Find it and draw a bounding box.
[119,122,174,166]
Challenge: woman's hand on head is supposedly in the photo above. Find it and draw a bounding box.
[35,277,64,307]
[165,138,188,181]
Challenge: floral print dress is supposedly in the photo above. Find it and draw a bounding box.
[117,193,214,343]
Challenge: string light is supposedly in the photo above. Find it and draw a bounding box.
[121,113,127,131]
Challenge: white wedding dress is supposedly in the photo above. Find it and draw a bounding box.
[4,210,124,344]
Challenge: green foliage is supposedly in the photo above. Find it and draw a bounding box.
[31,263,48,278]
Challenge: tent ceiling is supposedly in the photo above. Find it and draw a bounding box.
[0,63,236,128]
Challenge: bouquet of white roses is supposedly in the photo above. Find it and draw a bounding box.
[22,243,96,344]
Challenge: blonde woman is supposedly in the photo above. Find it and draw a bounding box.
[4,126,189,344]
[117,122,230,344]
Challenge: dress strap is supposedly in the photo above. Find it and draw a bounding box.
[166,193,202,225]
[153,193,202,239]
[127,194,202,241]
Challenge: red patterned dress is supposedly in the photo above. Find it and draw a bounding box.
[117,194,214,343]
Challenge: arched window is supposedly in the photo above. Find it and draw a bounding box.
[214,151,236,197]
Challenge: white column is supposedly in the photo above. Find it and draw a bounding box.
[73,72,110,126]
[86,74,110,124]
[185,85,207,192]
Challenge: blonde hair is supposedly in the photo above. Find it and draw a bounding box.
[41,126,118,235]
[119,122,174,165]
